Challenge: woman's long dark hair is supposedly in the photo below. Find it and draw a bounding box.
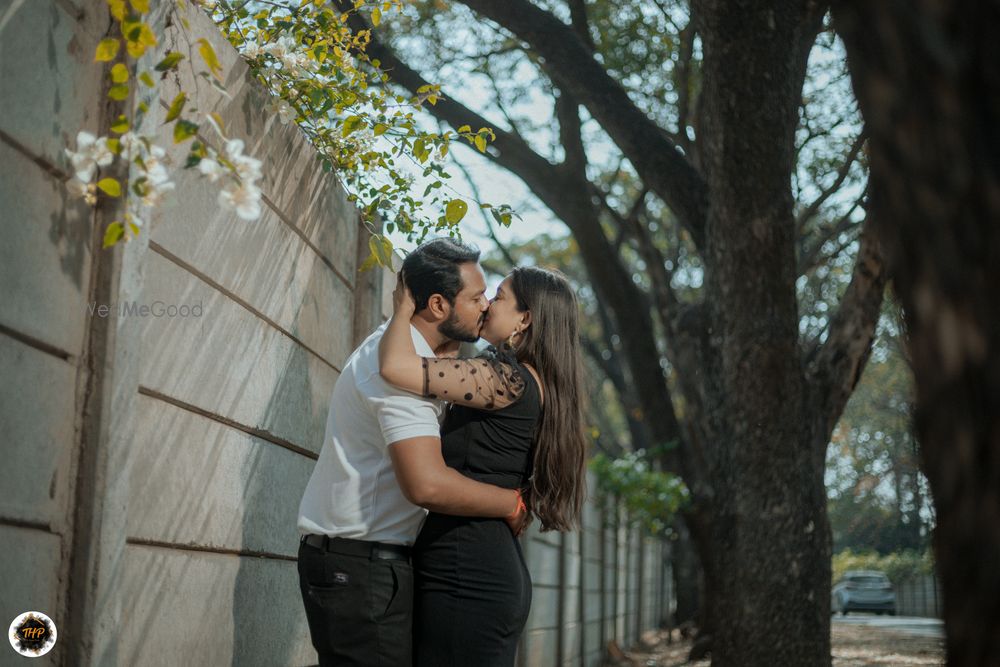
[508,266,587,532]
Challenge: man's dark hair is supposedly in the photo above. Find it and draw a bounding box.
[402,238,481,311]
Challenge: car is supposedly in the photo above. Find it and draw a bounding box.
[832,570,897,616]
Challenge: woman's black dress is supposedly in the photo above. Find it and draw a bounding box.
[411,348,541,667]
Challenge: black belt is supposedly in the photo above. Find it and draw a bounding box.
[301,534,411,562]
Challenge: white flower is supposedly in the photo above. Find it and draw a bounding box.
[225,139,263,183]
[118,132,144,160]
[275,100,296,125]
[141,180,175,208]
[65,131,114,181]
[142,144,172,185]
[198,156,226,183]
[243,41,264,60]
[234,155,263,183]
[218,182,262,220]
[225,138,246,158]
[145,161,171,187]
[263,36,295,60]
[66,176,97,205]
[279,52,309,76]
[127,211,145,229]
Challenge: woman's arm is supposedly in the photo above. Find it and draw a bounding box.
[379,274,527,409]
[377,274,424,394]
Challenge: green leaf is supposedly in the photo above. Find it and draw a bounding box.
[371,7,381,26]
[111,63,129,83]
[97,178,122,197]
[197,38,223,79]
[103,221,125,248]
[457,124,471,133]
[373,123,388,136]
[128,221,141,237]
[445,199,468,225]
[173,119,199,143]
[107,138,120,154]
[359,251,378,272]
[108,84,130,101]
[474,134,487,153]
[129,0,150,12]
[110,114,130,134]
[139,71,155,87]
[154,51,184,72]
[366,234,394,267]
[107,0,127,21]
[341,115,363,137]
[165,92,187,122]
[95,38,120,62]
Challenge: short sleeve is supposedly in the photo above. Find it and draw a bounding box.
[420,348,526,410]
[363,374,443,446]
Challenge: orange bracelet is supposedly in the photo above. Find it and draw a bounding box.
[506,489,526,520]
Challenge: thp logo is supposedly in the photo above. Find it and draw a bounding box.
[8,612,57,658]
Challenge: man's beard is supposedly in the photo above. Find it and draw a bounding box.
[438,308,481,343]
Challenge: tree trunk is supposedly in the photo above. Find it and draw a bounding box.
[835,1,1000,663]
[672,519,702,627]
[697,1,831,664]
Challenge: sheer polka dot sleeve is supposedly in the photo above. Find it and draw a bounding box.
[420,352,526,410]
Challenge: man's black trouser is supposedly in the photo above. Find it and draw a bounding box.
[298,535,413,666]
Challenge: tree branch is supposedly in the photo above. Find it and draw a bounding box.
[797,183,868,276]
[450,154,518,269]
[796,132,866,230]
[454,0,709,250]
[805,216,887,445]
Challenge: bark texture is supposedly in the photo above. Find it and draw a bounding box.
[696,2,834,663]
[835,2,1000,664]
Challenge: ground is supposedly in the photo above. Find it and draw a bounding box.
[619,617,945,666]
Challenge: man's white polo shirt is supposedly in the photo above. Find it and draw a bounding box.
[297,322,445,546]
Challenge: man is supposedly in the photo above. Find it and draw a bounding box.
[297,238,525,666]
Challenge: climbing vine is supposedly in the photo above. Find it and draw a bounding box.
[67,0,515,266]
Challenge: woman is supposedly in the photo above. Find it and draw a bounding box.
[378,265,588,666]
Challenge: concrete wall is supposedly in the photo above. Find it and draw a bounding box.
[0,1,671,665]
[0,0,107,665]
[518,483,673,667]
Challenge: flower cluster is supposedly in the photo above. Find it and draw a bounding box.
[64,114,265,238]
[198,137,264,220]
[65,132,114,204]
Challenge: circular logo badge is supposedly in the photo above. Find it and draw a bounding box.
[8,612,57,658]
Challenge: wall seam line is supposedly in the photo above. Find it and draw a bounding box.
[126,536,298,561]
[0,321,75,362]
[0,517,55,533]
[0,128,69,182]
[137,385,320,461]
[148,240,343,375]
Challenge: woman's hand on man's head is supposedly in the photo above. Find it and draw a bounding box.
[393,271,417,316]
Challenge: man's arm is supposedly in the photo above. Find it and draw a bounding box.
[389,436,519,517]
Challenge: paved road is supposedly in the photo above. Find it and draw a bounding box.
[833,615,945,638]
